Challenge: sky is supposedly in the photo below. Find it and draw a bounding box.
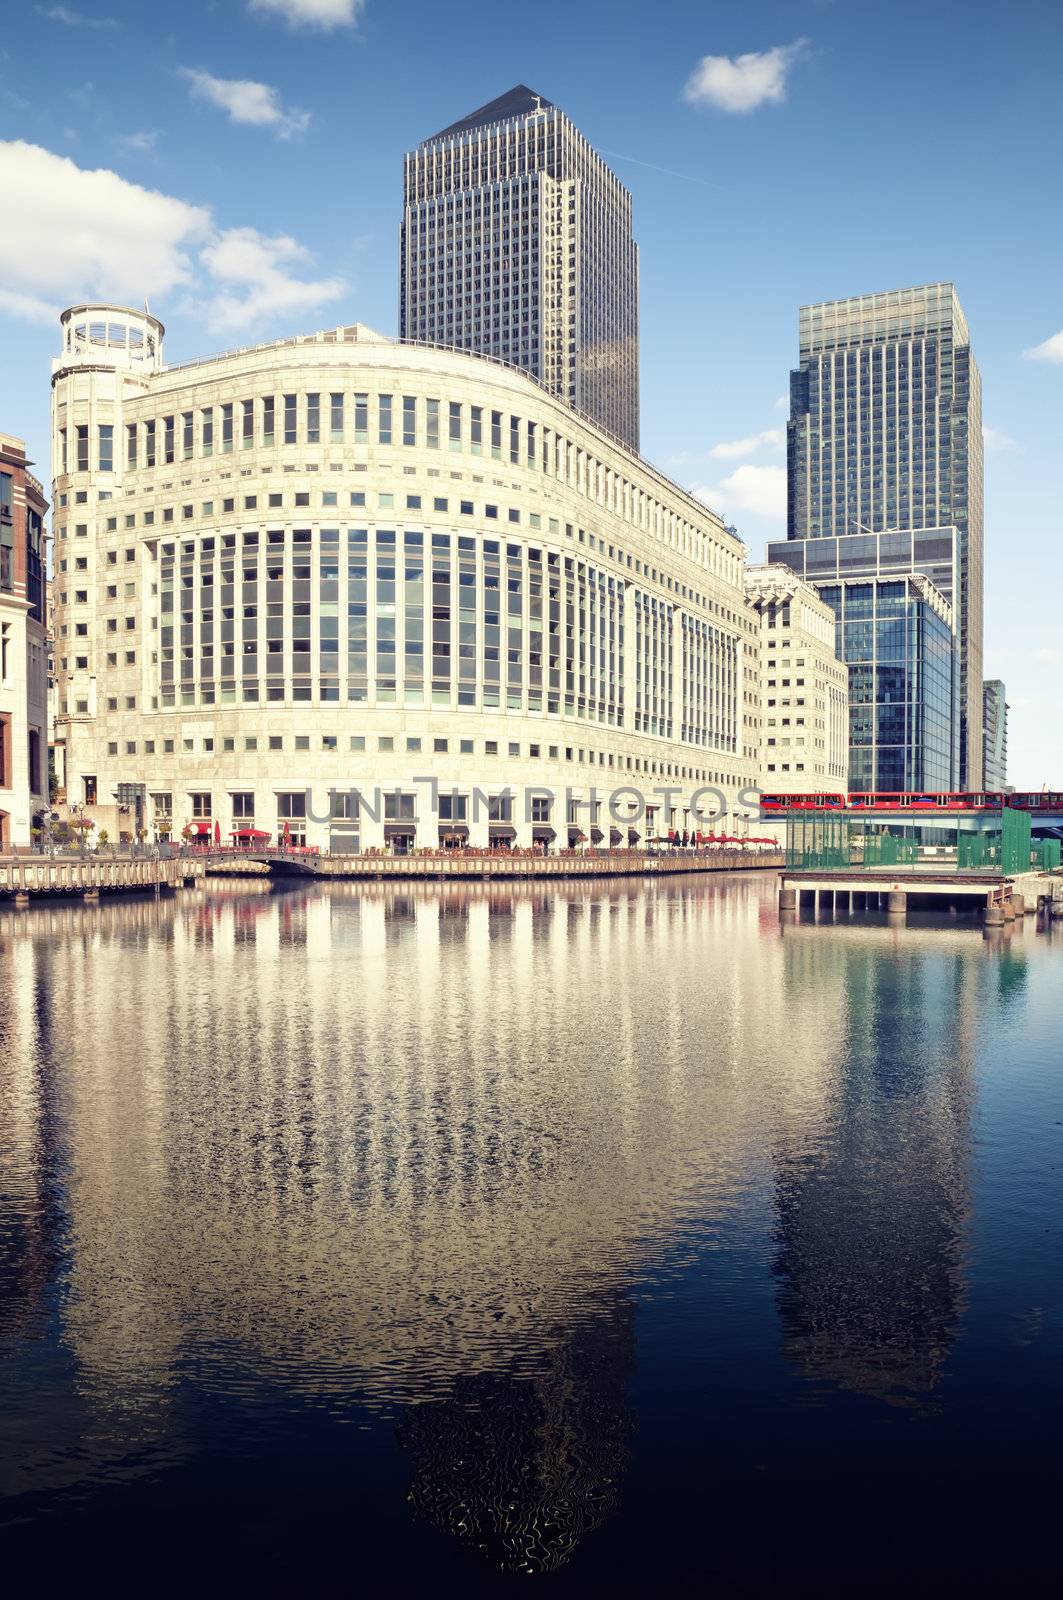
[1,0,1060,785]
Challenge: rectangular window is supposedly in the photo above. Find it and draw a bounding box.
[76,425,89,472]
[182,411,193,458]
[402,395,416,446]
[426,398,439,449]
[307,392,320,444]
[471,405,483,454]
[354,393,368,442]
[242,399,254,449]
[201,408,213,456]
[126,423,137,468]
[510,415,519,465]
[449,401,461,450]
[221,403,233,454]
[330,393,344,443]
[490,410,502,459]
[284,394,297,445]
[144,420,156,467]
[98,424,113,473]
[163,415,175,464]
[262,396,275,445]
[378,393,392,445]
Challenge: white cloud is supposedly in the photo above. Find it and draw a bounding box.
[709,428,783,460]
[692,464,787,522]
[180,69,310,140]
[0,287,59,323]
[1033,647,1060,666]
[1023,328,1063,363]
[248,0,364,27]
[0,141,210,306]
[119,129,158,153]
[0,142,345,340]
[37,5,119,27]
[982,425,1021,454]
[196,227,346,333]
[684,39,809,114]
[774,393,789,411]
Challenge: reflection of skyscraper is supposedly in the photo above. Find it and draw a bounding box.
[397,1290,634,1574]
[771,934,977,1403]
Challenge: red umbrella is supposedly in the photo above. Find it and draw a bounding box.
[213,818,221,846]
[282,820,291,848]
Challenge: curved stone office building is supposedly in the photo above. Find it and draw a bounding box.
[51,306,759,850]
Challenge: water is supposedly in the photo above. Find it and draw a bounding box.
[1,874,1060,1594]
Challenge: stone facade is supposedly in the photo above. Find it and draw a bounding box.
[744,565,849,795]
[50,307,763,851]
[1,433,48,850]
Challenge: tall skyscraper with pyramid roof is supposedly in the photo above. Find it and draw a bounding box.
[400,85,640,450]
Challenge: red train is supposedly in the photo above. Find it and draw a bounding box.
[760,791,1063,812]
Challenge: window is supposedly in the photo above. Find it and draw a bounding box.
[284,394,297,445]
[263,396,275,446]
[354,393,368,443]
[201,408,213,456]
[330,393,344,443]
[307,392,320,444]
[426,399,439,449]
[378,394,392,446]
[402,395,416,446]
[190,792,212,818]
[242,399,254,449]
[98,424,113,473]
[221,403,233,453]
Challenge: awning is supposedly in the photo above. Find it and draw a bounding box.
[231,827,270,839]
[439,824,469,838]
[191,821,211,834]
[532,826,556,840]
[384,823,417,837]
[489,823,516,837]
[590,827,604,843]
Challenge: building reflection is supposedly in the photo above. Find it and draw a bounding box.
[0,879,1032,1566]
[0,875,770,1566]
[769,920,1007,1404]
[397,1288,635,1574]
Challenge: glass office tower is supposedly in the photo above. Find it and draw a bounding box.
[400,85,640,451]
[786,284,983,788]
[768,529,959,791]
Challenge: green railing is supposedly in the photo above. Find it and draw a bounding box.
[785,804,1038,875]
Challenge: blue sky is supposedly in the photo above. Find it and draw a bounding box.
[2,0,1060,783]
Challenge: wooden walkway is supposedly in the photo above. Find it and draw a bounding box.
[0,855,204,900]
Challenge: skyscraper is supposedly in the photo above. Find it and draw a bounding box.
[982,679,1008,790]
[400,85,640,451]
[785,283,983,789]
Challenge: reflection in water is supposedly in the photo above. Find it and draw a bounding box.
[397,1288,635,1574]
[0,880,1053,1582]
[770,925,994,1404]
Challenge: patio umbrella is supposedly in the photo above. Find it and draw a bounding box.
[213,818,221,846]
